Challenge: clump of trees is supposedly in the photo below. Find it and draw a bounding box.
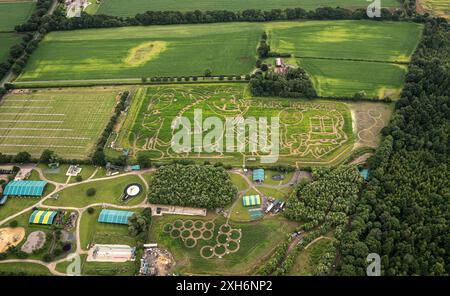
[128,208,152,243]
[284,166,363,227]
[250,68,317,98]
[336,19,450,276]
[148,164,237,209]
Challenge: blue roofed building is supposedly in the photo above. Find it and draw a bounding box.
[2,180,48,197]
[252,169,265,183]
[98,209,134,225]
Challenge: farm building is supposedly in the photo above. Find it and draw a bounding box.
[253,169,265,182]
[29,210,57,225]
[2,180,48,197]
[98,209,134,225]
[242,195,261,207]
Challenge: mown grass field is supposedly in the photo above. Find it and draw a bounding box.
[17,20,422,99]
[94,0,401,17]
[149,215,296,275]
[0,1,35,32]
[18,23,261,81]
[43,174,146,208]
[0,87,122,158]
[0,33,21,62]
[268,20,423,97]
[300,58,408,98]
[112,84,355,166]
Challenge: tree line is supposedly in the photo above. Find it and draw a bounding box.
[336,18,449,276]
[17,4,430,33]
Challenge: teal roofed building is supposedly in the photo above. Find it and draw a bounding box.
[3,180,48,197]
[253,169,265,182]
[98,209,134,225]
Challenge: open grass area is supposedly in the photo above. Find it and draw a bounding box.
[263,170,294,186]
[18,23,261,81]
[150,215,296,275]
[268,20,423,98]
[228,172,250,192]
[256,186,293,200]
[0,197,39,222]
[289,238,334,275]
[300,58,408,98]
[111,83,355,166]
[0,33,21,63]
[79,207,141,250]
[0,262,52,275]
[43,174,146,208]
[0,87,122,158]
[0,1,35,32]
[269,21,422,63]
[95,0,401,17]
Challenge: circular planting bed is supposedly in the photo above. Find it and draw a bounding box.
[204,221,215,230]
[200,246,214,259]
[227,241,239,252]
[217,233,228,244]
[194,221,204,229]
[163,223,173,233]
[214,245,227,256]
[170,229,181,238]
[184,238,197,248]
[219,224,231,233]
[202,230,213,240]
[173,220,183,228]
[183,220,194,229]
[181,230,191,239]
[192,230,202,239]
[229,230,241,240]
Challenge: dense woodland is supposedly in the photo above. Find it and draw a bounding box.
[249,68,317,98]
[336,19,449,276]
[148,164,238,209]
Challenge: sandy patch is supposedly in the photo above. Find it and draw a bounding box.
[21,231,46,254]
[124,41,167,67]
[0,227,25,253]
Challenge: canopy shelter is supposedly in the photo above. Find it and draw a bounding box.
[3,180,48,197]
[98,209,134,225]
[252,169,265,182]
[29,210,57,225]
[359,168,370,181]
[242,195,261,207]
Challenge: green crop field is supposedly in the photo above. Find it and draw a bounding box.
[17,21,422,99]
[268,21,423,62]
[267,20,423,97]
[300,58,408,98]
[0,1,35,32]
[17,23,261,82]
[94,0,401,17]
[0,33,21,62]
[0,87,122,158]
[110,84,355,167]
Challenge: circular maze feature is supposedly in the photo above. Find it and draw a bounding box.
[194,221,204,229]
[163,223,173,233]
[204,221,215,230]
[170,229,180,238]
[200,246,214,259]
[229,229,242,240]
[183,220,194,229]
[217,233,228,244]
[219,224,231,233]
[202,230,213,240]
[227,241,239,252]
[184,238,197,248]
[214,245,227,257]
[181,230,191,239]
[173,220,183,228]
[192,230,202,239]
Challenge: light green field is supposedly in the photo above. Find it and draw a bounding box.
[300,58,408,98]
[95,0,401,17]
[111,84,355,166]
[150,215,296,275]
[269,21,423,62]
[0,262,52,275]
[420,0,449,18]
[0,87,121,158]
[43,175,146,208]
[18,23,261,81]
[0,1,35,32]
[0,33,21,62]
